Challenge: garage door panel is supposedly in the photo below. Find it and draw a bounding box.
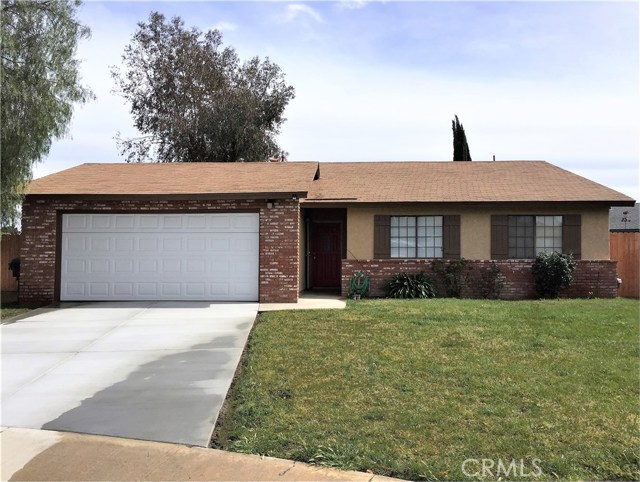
[61,213,259,301]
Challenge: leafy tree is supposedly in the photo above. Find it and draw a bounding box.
[452,115,472,162]
[1,0,93,231]
[112,12,295,164]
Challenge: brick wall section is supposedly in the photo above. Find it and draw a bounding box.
[20,197,299,305]
[342,259,618,299]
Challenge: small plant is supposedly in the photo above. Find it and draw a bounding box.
[432,258,470,298]
[532,252,576,299]
[385,272,436,299]
[477,262,504,299]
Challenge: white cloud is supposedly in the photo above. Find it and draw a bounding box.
[211,21,237,32]
[336,0,370,11]
[283,4,323,24]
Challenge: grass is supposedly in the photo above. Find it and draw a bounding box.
[213,299,640,481]
[1,301,32,320]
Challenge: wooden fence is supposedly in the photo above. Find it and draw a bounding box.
[1,234,21,292]
[610,232,640,298]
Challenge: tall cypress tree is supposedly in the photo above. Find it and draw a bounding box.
[452,115,472,162]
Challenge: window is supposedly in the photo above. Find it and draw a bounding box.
[390,216,443,258]
[508,215,562,259]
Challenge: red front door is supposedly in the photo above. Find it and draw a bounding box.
[310,222,341,288]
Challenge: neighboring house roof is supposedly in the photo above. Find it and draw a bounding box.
[610,203,640,231]
[27,160,635,205]
[27,162,319,197]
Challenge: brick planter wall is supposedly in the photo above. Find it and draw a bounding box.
[20,197,299,305]
[342,259,618,299]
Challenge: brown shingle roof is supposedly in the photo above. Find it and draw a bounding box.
[27,162,319,196]
[306,161,635,203]
[27,160,635,204]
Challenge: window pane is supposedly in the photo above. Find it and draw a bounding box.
[407,226,415,237]
[434,226,442,237]
[390,247,399,257]
[535,215,563,254]
[391,226,398,237]
[407,246,416,257]
[390,238,399,248]
[417,237,426,248]
[391,217,399,227]
[417,217,426,227]
[417,247,426,257]
[434,247,443,258]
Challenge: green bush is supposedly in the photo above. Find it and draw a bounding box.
[385,272,436,299]
[532,252,576,298]
[432,258,470,298]
[477,262,504,299]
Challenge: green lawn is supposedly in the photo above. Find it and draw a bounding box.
[0,303,32,320]
[214,299,640,481]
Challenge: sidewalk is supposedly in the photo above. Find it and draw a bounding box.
[1,427,401,482]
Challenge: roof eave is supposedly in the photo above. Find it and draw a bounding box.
[25,191,309,201]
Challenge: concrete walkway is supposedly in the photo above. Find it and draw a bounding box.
[1,427,401,481]
[1,302,257,446]
[260,292,346,311]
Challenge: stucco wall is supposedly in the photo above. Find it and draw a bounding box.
[346,203,610,260]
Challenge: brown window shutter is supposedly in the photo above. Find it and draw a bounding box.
[373,215,391,259]
[491,215,509,259]
[442,215,461,259]
[562,215,581,259]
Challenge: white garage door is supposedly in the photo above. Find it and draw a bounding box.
[60,213,259,301]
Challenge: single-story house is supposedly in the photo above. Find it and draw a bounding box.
[610,203,639,232]
[609,203,639,298]
[20,160,635,304]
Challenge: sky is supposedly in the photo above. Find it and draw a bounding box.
[39,0,639,199]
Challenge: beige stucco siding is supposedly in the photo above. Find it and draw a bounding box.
[346,204,610,260]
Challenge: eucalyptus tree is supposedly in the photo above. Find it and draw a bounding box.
[1,0,93,231]
[112,12,295,164]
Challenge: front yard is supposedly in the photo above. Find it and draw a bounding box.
[213,299,639,481]
[1,301,32,321]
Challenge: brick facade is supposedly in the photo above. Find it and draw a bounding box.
[342,259,618,299]
[20,197,299,305]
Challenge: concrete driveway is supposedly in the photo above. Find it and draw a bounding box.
[1,301,257,446]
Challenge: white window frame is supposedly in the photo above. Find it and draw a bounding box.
[508,215,563,259]
[390,216,443,258]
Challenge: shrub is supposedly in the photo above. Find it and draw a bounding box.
[385,272,436,299]
[432,258,470,298]
[532,252,576,298]
[477,262,504,299]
